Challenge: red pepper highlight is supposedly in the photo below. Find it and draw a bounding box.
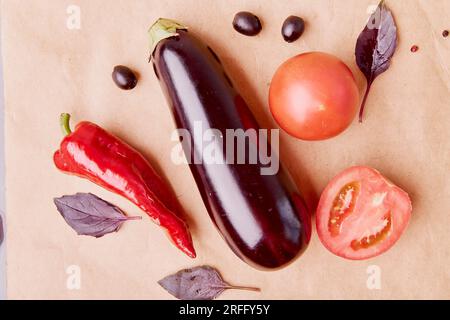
[54,113,196,258]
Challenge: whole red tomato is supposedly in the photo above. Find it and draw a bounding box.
[269,52,360,141]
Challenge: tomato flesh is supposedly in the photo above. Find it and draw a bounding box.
[350,213,391,251]
[316,167,412,260]
[328,182,360,237]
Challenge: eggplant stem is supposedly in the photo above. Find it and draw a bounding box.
[148,18,188,57]
[359,82,372,123]
[60,113,72,136]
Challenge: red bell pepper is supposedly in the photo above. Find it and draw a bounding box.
[54,113,196,258]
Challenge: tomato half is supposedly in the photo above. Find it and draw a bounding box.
[269,52,360,141]
[316,166,412,260]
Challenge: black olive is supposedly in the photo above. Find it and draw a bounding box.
[233,12,262,36]
[282,16,305,43]
[112,65,138,90]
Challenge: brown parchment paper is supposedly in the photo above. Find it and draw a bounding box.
[1,0,449,300]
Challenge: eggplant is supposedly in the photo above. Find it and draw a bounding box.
[149,19,311,270]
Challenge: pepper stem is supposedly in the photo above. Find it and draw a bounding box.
[60,113,72,136]
[148,18,188,55]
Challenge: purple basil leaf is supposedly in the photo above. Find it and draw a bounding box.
[0,214,4,246]
[53,193,141,238]
[355,0,398,122]
[158,265,260,300]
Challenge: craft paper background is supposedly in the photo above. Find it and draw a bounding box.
[1,0,449,299]
[0,11,6,299]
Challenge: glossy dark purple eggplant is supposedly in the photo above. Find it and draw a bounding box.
[149,19,311,270]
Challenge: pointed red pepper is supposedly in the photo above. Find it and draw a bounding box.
[54,114,196,258]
